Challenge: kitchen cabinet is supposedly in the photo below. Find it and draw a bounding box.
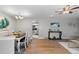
[0,36,15,54]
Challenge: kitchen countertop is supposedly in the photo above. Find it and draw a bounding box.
[0,35,15,40]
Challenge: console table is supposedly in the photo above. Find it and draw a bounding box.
[48,31,62,40]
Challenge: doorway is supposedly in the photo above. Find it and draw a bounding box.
[32,21,39,39]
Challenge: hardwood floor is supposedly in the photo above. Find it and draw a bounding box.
[25,39,70,54]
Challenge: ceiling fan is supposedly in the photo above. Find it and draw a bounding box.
[55,5,79,14]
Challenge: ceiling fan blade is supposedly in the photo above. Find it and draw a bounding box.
[55,5,72,15]
[71,6,79,10]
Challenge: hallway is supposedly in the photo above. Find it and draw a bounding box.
[25,39,70,54]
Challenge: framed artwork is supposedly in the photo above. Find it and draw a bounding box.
[0,16,9,29]
[50,22,60,31]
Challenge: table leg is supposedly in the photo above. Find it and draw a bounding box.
[17,41,20,53]
[25,38,26,48]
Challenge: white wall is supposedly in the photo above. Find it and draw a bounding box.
[7,17,16,32]
[51,13,79,39]
[16,19,32,38]
[15,13,79,39]
[15,18,50,38]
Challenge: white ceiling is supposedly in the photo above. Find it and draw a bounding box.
[0,5,79,19]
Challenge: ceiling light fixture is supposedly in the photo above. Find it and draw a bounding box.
[15,15,24,20]
[15,12,24,20]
